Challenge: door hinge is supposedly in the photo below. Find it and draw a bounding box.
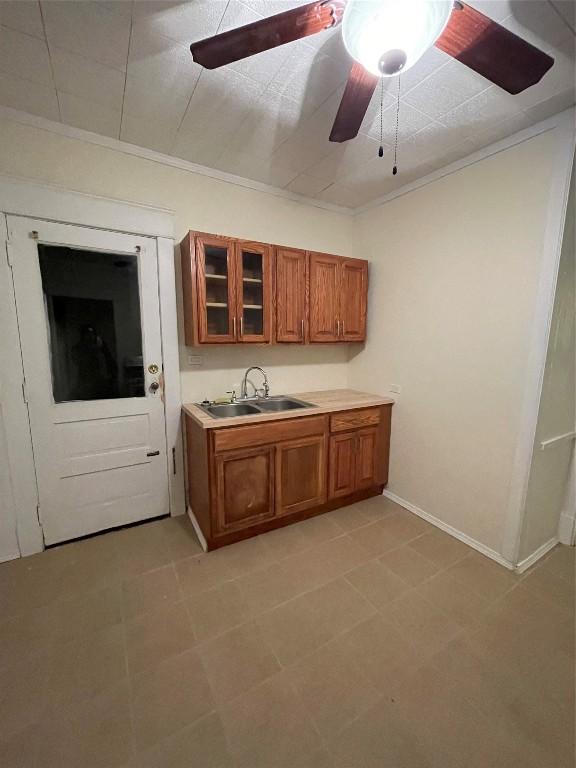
[5,240,13,268]
[172,447,177,475]
[21,378,28,403]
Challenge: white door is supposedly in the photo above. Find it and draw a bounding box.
[8,216,169,544]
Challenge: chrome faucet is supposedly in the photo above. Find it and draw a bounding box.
[240,366,270,400]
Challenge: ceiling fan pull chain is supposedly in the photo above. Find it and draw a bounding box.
[392,75,400,176]
[378,77,384,158]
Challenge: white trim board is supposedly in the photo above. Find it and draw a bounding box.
[0,177,181,555]
[0,103,573,219]
[0,174,174,239]
[0,106,350,217]
[354,108,575,214]
[382,490,515,571]
[515,537,558,574]
[501,108,576,564]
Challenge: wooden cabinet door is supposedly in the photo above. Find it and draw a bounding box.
[328,433,356,499]
[214,445,275,533]
[355,427,379,490]
[276,435,327,516]
[237,241,272,343]
[340,259,368,342]
[195,234,237,343]
[276,247,307,343]
[309,253,340,342]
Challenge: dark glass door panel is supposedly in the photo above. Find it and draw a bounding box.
[38,245,144,402]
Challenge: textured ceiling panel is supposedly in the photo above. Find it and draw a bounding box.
[0,0,573,208]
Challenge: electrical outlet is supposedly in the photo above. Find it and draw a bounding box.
[389,384,401,394]
[187,355,203,367]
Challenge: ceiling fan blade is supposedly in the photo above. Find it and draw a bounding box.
[191,0,346,70]
[329,62,379,142]
[435,1,554,94]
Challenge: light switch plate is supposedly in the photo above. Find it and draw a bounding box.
[188,355,204,367]
[389,384,401,394]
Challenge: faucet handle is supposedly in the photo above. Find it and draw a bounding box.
[226,390,237,403]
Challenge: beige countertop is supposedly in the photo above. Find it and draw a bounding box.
[182,388,394,430]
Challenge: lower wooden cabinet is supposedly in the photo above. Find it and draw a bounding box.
[276,435,326,516]
[214,445,275,534]
[185,404,391,550]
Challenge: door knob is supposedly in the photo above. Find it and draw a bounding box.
[149,381,160,393]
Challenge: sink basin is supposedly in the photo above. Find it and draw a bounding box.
[255,397,312,412]
[198,396,314,419]
[206,403,261,418]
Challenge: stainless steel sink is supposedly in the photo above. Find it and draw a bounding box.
[198,396,313,419]
[205,403,261,418]
[255,397,311,412]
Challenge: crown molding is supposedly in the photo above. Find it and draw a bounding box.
[0,105,352,217]
[0,103,573,219]
[353,107,576,215]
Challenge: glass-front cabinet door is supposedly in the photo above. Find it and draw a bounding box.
[196,235,237,343]
[236,241,272,343]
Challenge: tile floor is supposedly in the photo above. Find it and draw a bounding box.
[0,496,574,768]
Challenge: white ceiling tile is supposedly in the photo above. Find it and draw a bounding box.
[0,1,45,38]
[306,134,383,182]
[122,74,190,125]
[133,0,226,46]
[361,101,433,143]
[58,91,121,138]
[213,147,300,187]
[120,111,180,154]
[439,85,525,134]
[179,68,263,135]
[0,70,59,121]
[317,182,367,208]
[284,173,330,196]
[403,59,491,120]
[523,88,576,123]
[0,26,52,86]
[399,48,451,95]
[549,1,576,29]
[128,22,202,104]
[226,92,308,159]
[51,47,125,112]
[42,1,131,71]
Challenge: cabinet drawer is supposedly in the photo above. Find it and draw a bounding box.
[330,408,381,433]
[213,415,327,453]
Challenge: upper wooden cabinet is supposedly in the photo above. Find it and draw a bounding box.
[309,253,368,343]
[181,231,368,346]
[181,232,272,345]
[275,247,307,343]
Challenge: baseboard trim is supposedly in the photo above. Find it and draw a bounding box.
[558,512,576,546]
[187,506,208,553]
[0,552,20,563]
[515,537,558,574]
[382,490,515,570]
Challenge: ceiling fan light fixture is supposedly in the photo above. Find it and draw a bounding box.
[342,0,453,77]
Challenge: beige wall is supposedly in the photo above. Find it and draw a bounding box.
[519,161,575,559]
[0,116,354,402]
[349,131,559,555]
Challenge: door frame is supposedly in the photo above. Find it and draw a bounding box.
[0,175,182,558]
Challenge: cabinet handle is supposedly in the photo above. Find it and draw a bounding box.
[301,319,304,340]
[341,320,345,337]
[336,319,340,336]
[233,316,236,337]
[240,316,244,336]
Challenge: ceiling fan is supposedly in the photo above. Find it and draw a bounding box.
[190,0,554,144]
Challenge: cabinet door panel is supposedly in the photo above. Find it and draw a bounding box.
[355,427,379,490]
[196,235,237,343]
[276,435,327,516]
[237,241,272,343]
[309,253,340,342]
[329,433,356,499]
[276,248,307,343]
[214,445,275,533]
[341,259,368,342]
